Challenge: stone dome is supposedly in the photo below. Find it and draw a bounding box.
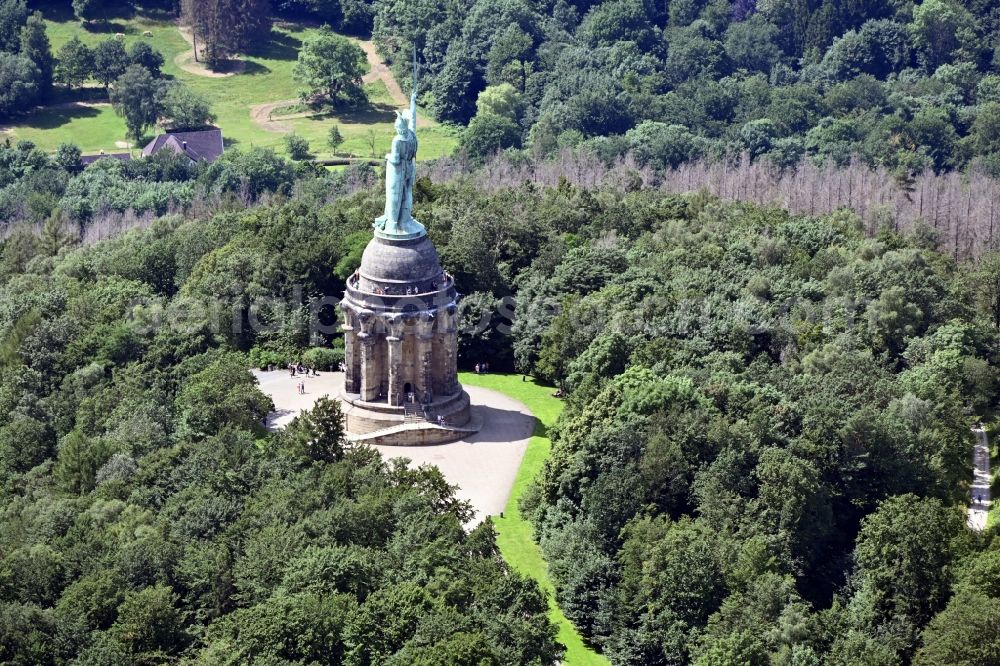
[358,234,444,285]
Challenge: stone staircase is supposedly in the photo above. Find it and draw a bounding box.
[403,403,425,424]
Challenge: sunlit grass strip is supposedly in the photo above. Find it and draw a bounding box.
[459,372,609,665]
[986,421,1000,531]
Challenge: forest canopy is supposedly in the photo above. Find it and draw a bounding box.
[0,150,998,661]
[275,0,1000,176]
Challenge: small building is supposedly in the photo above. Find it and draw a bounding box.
[80,151,131,167]
[141,128,224,163]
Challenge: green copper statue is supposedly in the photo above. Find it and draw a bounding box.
[374,49,426,240]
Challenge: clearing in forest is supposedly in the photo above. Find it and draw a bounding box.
[4,10,457,160]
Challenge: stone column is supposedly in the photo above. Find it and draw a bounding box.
[385,315,406,407]
[341,305,359,393]
[442,304,459,394]
[359,332,378,401]
[417,315,435,403]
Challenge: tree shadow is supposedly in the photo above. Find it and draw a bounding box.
[311,102,397,125]
[247,29,302,61]
[34,0,75,22]
[48,86,109,105]
[240,61,271,76]
[133,5,176,21]
[82,20,134,34]
[21,104,101,130]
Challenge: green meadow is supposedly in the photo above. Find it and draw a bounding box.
[459,372,610,666]
[6,8,458,160]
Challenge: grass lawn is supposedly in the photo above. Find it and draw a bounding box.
[459,372,610,666]
[7,7,458,160]
[986,421,1000,531]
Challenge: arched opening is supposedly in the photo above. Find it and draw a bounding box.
[404,382,413,400]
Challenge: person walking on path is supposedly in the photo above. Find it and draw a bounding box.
[968,425,991,531]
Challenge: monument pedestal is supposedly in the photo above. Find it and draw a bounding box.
[341,389,474,446]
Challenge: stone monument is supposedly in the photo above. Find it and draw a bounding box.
[339,53,473,445]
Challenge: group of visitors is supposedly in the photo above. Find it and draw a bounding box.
[289,363,318,377]
[474,361,490,374]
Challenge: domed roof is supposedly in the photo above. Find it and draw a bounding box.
[358,234,443,285]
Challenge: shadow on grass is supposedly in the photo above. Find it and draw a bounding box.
[35,0,75,22]
[133,5,176,21]
[248,29,302,61]
[240,61,272,76]
[311,102,398,125]
[48,86,109,105]
[20,103,101,129]
[82,20,134,34]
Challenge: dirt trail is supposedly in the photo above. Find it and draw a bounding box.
[175,25,245,78]
[248,38,436,134]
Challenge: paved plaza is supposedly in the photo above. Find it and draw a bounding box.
[253,370,535,525]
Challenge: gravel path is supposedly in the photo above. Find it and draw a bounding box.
[969,426,991,531]
[247,37,437,133]
[254,370,534,526]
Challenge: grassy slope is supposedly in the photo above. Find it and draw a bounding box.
[986,421,999,530]
[10,11,457,159]
[458,372,609,666]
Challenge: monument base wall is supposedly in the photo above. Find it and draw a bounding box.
[342,388,473,445]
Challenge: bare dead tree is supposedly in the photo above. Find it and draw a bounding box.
[425,150,1000,261]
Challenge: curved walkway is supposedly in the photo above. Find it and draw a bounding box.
[253,370,534,525]
[175,24,246,77]
[247,37,437,134]
[969,426,991,531]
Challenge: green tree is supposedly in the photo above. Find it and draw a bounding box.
[694,630,770,666]
[175,353,273,438]
[850,494,969,652]
[181,0,271,69]
[724,15,782,73]
[72,0,126,23]
[110,585,184,659]
[19,11,52,98]
[0,0,26,53]
[161,84,215,130]
[914,590,1000,666]
[579,0,656,50]
[910,0,978,69]
[54,429,115,493]
[284,133,311,160]
[476,83,524,121]
[109,64,165,141]
[461,112,521,163]
[293,27,367,105]
[431,43,480,124]
[128,41,164,77]
[55,36,93,89]
[327,125,344,154]
[54,142,82,173]
[200,146,296,198]
[92,39,129,91]
[0,52,39,116]
[281,396,346,462]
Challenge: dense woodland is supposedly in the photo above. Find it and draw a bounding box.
[0,147,999,662]
[372,0,1000,178]
[3,0,1000,664]
[8,0,1000,179]
[0,163,565,664]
